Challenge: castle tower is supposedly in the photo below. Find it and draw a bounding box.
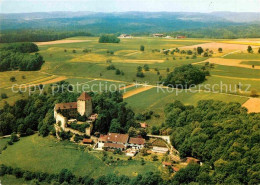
[77,92,92,117]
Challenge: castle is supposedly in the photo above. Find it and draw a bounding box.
[54,92,95,135]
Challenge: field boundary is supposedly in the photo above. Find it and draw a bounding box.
[123,86,154,99]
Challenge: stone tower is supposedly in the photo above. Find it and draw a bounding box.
[77,92,92,117]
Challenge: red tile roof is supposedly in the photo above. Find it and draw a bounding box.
[107,133,129,144]
[104,143,126,149]
[186,157,200,163]
[55,102,77,110]
[83,139,93,144]
[162,161,172,166]
[129,137,145,145]
[172,167,180,172]
[98,134,108,142]
[78,92,91,101]
[140,122,148,128]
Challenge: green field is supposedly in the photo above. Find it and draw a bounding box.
[0,36,259,110]
[125,87,249,127]
[224,52,260,60]
[240,61,260,66]
[0,135,160,178]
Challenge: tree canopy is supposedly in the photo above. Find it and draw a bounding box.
[164,100,260,184]
[98,34,120,43]
[163,64,207,88]
[0,43,44,71]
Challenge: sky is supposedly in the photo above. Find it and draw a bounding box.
[0,0,260,13]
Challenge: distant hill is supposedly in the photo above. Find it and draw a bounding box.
[1,11,260,31]
[0,11,260,41]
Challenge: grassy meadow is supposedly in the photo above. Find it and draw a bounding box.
[0,134,160,178]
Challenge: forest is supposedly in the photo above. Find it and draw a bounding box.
[0,42,44,71]
[0,30,93,43]
[162,100,260,184]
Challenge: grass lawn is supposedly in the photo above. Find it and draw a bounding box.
[0,135,160,178]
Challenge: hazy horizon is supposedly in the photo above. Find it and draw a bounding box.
[1,0,260,14]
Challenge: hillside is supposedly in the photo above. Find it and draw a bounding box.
[1,12,260,39]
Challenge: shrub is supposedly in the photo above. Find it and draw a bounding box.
[83,49,91,53]
[107,64,116,70]
[68,122,90,133]
[250,89,258,97]
[141,158,145,165]
[143,64,149,71]
[1,93,8,99]
[10,76,16,82]
[115,69,121,75]
[197,47,204,55]
[140,45,145,51]
[247,45,253,53]
[136,71,145,78]
[10,133,19,142]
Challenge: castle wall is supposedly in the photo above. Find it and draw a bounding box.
[85,99,93,117]
[77,100,86,116]
[55,113,67,130]
[77,99,93,117]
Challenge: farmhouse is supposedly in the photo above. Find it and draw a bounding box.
[83,138,93,144]
[54,92,95,135]
[119,34,133,38]
[97,133,145,151]
[153,33,164,37]
[176,35,186,39]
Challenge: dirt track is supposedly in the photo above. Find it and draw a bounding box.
[35,40,90,46]
[123,86,153,99]
[243,98,260,113]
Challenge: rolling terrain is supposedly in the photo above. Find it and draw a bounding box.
[0,36,260,183]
